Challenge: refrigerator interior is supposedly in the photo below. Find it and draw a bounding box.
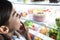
[12,3,60,40]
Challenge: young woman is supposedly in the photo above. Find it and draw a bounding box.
[0,0,31,40]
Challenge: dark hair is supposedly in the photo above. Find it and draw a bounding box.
[0,1,12,26]
[0,1,13,40]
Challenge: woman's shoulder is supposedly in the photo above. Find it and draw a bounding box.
[0,35,4,40]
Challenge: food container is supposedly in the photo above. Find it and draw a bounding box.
[33,12,45,22]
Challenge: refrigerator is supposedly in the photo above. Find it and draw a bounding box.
[9,0,60,40]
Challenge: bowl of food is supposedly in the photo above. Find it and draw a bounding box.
[33,12,45,22]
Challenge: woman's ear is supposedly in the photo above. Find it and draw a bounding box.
[0,26,9,34]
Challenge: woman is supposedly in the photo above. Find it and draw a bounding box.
[0,0,31,40]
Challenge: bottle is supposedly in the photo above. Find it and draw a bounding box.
[17,0,23,3]
[56,18,60,40]
[56,28,60,40]
[33,0,44,2]
[49,0,58,3]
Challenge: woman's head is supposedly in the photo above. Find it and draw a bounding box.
[0,1,12,26]
[0,1,20,34]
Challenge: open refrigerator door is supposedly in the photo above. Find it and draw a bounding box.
[9,0,60,40]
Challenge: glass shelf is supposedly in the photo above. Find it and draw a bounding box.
[20,17,57,30]
[29,29,54,40]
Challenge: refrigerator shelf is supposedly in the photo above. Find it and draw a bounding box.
[29,29,54,40]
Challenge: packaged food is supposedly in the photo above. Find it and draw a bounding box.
[38,26,48,35]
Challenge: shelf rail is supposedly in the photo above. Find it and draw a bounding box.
[29,29,55,40]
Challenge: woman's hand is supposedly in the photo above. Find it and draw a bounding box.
[17,21,31,40]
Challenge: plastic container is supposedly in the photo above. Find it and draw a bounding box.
[33,12,45,22]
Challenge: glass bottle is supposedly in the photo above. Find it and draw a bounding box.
[56,18,60,40]
[49,0,58,3]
